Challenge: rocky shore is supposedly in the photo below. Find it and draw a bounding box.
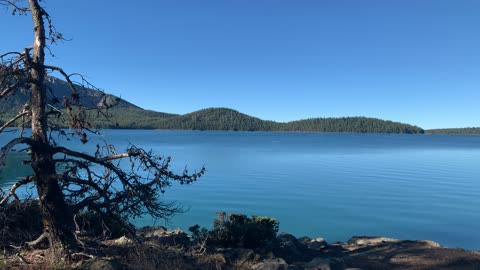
[3,225,480,269]
[71,227,480,270]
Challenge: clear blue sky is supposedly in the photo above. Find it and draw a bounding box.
[1,0,479,129]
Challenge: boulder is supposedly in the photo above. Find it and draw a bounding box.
[307,238,327,250]
[110,236,133,246]
[154,228,190,246]
[298,236,312,245]
[347,236,399,246]
[417,240,442,248]
[221,248,256,266]
[252,258,289,270]
[136,226,167,238]
[304,257,331,270]
[84,259,123,270]
[273,233,306,262]
[278,233,298,243]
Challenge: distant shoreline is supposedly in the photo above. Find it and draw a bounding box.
[3,126,480,135]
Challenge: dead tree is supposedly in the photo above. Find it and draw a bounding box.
[0,0,204,262]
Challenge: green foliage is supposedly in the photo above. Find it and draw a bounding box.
[190,212,280,249]
[188,224,209,243]
[281,116,424,134]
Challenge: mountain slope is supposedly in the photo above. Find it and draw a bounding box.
[0,76,177,128]
[0,76,136,113]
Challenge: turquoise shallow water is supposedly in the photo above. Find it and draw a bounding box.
[1,130,480,250]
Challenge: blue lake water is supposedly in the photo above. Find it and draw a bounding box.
[1,130,480,250]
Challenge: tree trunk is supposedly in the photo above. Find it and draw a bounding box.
[28,0,77,261]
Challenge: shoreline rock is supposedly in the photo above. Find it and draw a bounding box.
[3,225,480,269]
[100,229,480,270]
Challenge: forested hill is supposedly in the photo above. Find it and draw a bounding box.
[426,128,480,135]
[150,108,277,131]
[101,107,424,134]
[0,77,424,133]
[281,117,423,133]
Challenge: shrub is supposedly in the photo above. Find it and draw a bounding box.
[190,212,279,249]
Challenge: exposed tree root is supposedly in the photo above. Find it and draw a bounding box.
[26,232,47,248]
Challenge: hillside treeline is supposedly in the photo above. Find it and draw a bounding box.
[87,108,424,134]
[426,128,480,135]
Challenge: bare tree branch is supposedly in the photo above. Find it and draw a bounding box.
[0,137,35,168]
[0,110,29,133]
[0,0,29,13]
[26,232,46,248]
[52,146,139,190]
[44,65,78,95]
[0,80,22,98]
[0,51,24,58]
[0,176,34,205]
[98,153,134,162]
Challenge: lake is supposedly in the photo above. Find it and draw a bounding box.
[1,130,480,250]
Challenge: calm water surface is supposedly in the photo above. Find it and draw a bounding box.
[1,130,479,250]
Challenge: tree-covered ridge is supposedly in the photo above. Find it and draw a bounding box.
[282,117,424,133]
[0,76,424,133]
[96,107,424,134]
[151,108,279,131]
[426,128,480,135]
[85,107,423,133]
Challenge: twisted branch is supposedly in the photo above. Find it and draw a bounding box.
[0,110,29,133]
[0,176,34,205]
